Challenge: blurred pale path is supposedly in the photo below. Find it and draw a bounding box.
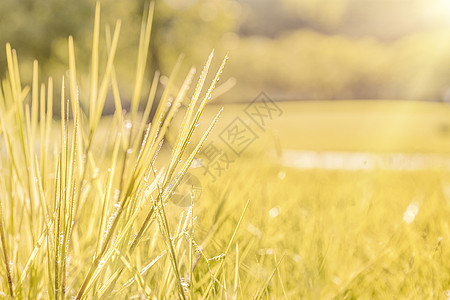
[281,150,450,171]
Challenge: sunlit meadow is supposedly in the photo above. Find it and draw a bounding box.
[1,2,450,299]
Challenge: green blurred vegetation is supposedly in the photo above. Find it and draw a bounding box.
[228,30,450,101]
[197,100,450,155]
[225,0,450,101]
[2,0,450,104]
[0,0,239,108]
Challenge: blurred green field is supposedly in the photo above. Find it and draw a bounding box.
[193,159,450,298]
[196,99,450,154]
[174,99,450,298]
[75,99,450,298]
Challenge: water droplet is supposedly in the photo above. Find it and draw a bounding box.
[113,189,120,202]
[98,258,107,268]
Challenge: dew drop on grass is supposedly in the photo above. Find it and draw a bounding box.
[208,253,225,261]
[191,158,203,168]
[124,120,132,130]
[8,261,14,275]
[98,258,107,268]
[113,189,120,202]
[180,277,189,288]
[93,167,99,179]
[105,210,118,238]
[293,254,302,263]
[127,148,133,155]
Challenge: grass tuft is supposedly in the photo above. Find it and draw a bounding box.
[0,2,247,299]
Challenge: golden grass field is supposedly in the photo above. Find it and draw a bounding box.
[1,2,450,297]
[163,99,450,298]
[199,99,450,153]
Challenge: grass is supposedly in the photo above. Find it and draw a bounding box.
[0,2,232,299]
[194,99,450,154]
[1,2,450,299]
[196,161,450,299]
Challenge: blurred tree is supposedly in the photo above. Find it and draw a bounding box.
[151,0,240,74]
[281,0,349,29]
[0,0,240,105]
[0,0,92,76]
[2,0,450,103]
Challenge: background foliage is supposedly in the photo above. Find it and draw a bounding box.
[2,0,450,102]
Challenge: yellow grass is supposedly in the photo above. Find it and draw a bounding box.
[1,2,450,299]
